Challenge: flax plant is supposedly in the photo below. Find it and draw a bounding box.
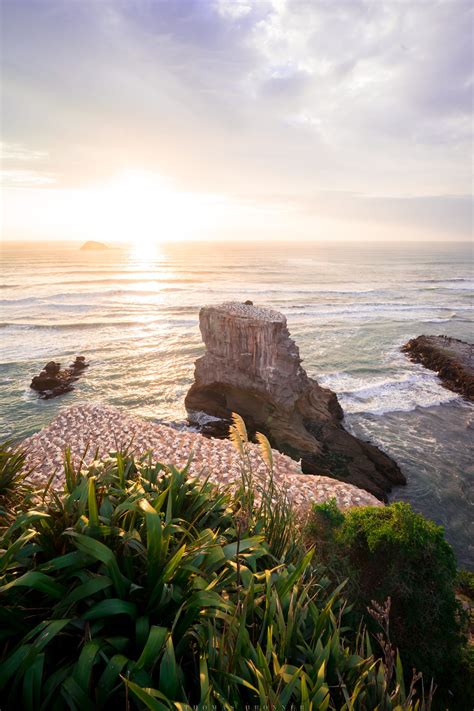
[0,444,432,709]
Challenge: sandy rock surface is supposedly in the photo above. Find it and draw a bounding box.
[20,404,382,512]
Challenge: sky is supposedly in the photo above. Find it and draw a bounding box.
[1,0,473,243]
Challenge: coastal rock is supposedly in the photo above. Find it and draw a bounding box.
[402,335,474,401]
[72,355,88,370]
[44,361,61,376]
[30,356,89,399]
[185,302,405,500]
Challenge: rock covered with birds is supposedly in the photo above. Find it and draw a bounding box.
[185,301,405,501]
[20,403,382,512]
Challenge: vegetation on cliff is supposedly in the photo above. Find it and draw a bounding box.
[308,500,473,708]
[0,426,471,709]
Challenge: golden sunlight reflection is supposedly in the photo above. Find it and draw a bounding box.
[128,239,162,263]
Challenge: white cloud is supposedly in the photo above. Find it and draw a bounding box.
[0,0,472,239]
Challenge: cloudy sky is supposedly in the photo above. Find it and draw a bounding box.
[1,0,473,242]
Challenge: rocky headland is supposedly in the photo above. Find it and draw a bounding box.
[30,356,89,399]
[402,335,474,401]
[185,302,405,500]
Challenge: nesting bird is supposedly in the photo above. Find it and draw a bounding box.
[20,404,382,512]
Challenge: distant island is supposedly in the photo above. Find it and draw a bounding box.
[80,240,108,250]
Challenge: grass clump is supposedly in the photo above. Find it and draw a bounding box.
[0,442,37,528]
[0,437,431,710]
[308,499,472,709]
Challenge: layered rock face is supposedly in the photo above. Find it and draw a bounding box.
[185,302,405,500]
[402,335,474,401]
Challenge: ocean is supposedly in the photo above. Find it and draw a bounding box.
[1,240,472,568]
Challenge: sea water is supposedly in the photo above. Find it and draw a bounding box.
[1,240,472,568]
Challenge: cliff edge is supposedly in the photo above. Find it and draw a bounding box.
[185,302,405,500]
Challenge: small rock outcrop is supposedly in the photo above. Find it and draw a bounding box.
[402,335,474,401]
[185,302,405,500]
[80,240,108,250]
[30,356,89,399]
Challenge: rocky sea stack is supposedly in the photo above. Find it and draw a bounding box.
[185,302,405,500]
[402,335,474,401]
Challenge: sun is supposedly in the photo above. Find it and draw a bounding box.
[86,170,208,249]
[74,169,226,250]
[101,171,173,246]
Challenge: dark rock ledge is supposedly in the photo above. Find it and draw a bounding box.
[402,335,474,401]
[30,356,89,399]
[185,302,405,501]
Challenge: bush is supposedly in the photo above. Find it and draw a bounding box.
[456,568,474,599]
[0,447,430,710]
[308,500,471,709]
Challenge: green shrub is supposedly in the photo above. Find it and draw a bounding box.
[456,568,474,599]
[308,501,470,709]
[0,450,430,710]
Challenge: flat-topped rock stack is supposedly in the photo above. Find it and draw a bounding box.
[403,335,474,401]
[20,404,382,512]
[185,302,405,501]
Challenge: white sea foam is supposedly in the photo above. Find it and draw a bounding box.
[318,370,460,415]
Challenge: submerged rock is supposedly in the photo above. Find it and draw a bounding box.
[30,356,89,399]
[402,335,474,401]
[185,302,405,500]
[72,355,88,370]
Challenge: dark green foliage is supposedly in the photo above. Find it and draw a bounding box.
[0,442,37,526]
[0,451,430,710]
[455,568,474,705]
[456,568,474,599]
[312,498,346,529]
[309,501,471,709]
